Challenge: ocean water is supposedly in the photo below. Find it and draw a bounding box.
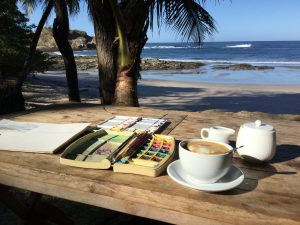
[70,41,300,84]
[142,41,300,64]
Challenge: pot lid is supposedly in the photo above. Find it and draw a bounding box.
[242,120,275,132]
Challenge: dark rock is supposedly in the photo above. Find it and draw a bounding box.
[69,29,93,42]
[213,63,274,70]
[48,55,205,71]
[140,59,205,70]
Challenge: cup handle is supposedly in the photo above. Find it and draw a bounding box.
[201,128,209,139]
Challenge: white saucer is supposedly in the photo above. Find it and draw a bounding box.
[167,160,244,192]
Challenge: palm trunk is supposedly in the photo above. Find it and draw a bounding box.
[113,38,147,106]
[114,68,138,106]
[22,0,53,81]
[112,1,149,106]
[52,0,80,102]
[89,0,117,105]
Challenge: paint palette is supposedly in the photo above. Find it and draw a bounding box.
[113,134,175,177]
[60,129,134,169]
[97,116,168,134]
[60,116,175,176]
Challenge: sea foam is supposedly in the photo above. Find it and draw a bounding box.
[226,44,252,48]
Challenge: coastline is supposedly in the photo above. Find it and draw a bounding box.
[23,71,300,116]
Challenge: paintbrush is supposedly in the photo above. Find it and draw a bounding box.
[113,132,151,164]
[110,133,140,163]
[107,132,138,162]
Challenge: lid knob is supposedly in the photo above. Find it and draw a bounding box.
[255,120,262,128]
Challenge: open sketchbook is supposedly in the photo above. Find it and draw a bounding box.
[0,119,90,153]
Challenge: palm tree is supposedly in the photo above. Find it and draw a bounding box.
[22,0,216,106]
[90,0,216,106]
[88,0,118,105]
[52,0,81,102]
[20,0,81,102]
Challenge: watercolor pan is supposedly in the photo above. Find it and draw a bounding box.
[113,134,175,177]
[96,116,168,134]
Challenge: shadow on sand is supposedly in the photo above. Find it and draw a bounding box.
[138,84,300,114]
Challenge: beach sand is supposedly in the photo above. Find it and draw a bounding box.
[23,71,300,115]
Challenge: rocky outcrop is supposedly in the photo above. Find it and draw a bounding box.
[37,28,57,50]
[37,28,95,50]
[141,59,205,70]
[48,56,205,71]
[213,63,274,70]
[87,36,96,48]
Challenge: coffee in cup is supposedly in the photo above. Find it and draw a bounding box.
[179,139,233,184]
[186,141,229,155]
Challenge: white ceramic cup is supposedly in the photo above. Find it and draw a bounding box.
[179,139,233,184]
[201,126,235,144]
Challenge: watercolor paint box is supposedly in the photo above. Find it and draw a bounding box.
[97,116,168,134]
[60,130,175,177]
[113,134,175,177]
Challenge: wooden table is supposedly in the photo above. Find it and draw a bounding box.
[0,104,299,225]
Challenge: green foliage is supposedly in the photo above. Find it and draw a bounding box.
[0,0,52,77]
[148,0,216,44]
[32,51,55,73]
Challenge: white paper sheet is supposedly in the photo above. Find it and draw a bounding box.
[0,119,90,153]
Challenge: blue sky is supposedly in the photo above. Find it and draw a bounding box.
[21,0,300,42]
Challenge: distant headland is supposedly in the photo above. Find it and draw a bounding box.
[37,27,96,50]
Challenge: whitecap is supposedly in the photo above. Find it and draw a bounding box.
[226,44,252,48]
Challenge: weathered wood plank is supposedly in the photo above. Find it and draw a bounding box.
[0,160,299,224]
[1,149,298,197]
[0,162,299,225]
[0,104,299,225]
[160,114,188,135]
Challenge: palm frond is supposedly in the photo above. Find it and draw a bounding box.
[19,0,43,15]
[65,0,80,16]
[149,0,216,44]
[86,0,102,22]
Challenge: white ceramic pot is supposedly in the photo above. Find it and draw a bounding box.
[179,139,233,184]
[236,120,276,162]
[200,126,235,144]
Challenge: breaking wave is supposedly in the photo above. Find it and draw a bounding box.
[226,44,252,48]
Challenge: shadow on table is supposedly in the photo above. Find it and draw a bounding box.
[271,144,300,163]
[220,144,299,195]
[221,161,277,195]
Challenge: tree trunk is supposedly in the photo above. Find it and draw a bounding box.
[22,0,53,81]
[89,0,117,105]
[52,0,80,102]
[113,1,149,106]
[113,68,138,106]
